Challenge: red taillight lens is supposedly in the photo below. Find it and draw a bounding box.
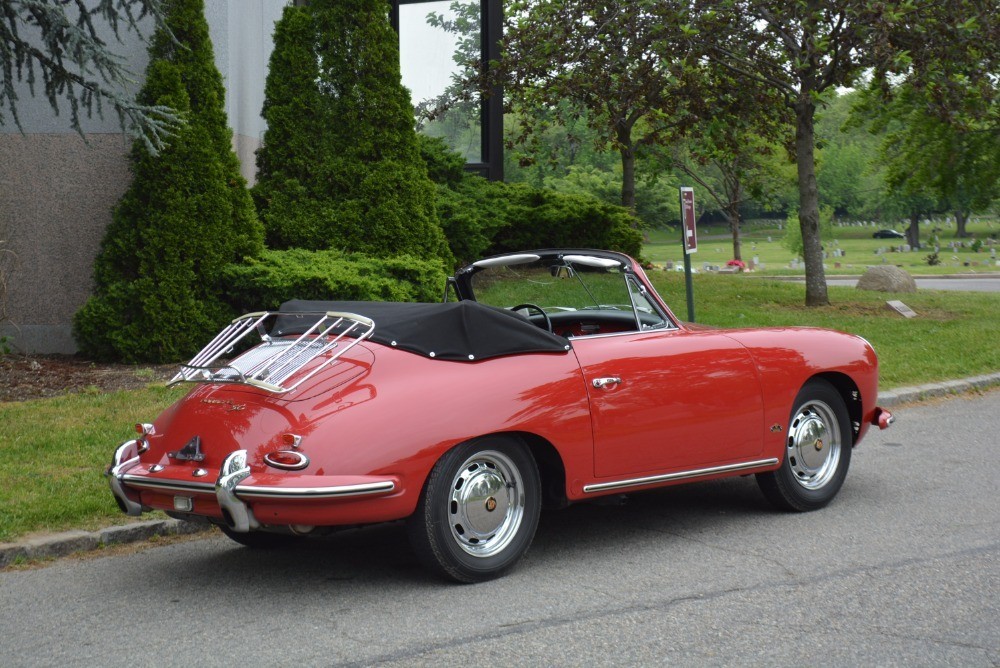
[264,450,310,471]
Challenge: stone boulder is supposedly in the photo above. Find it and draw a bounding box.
[856,266,917,293]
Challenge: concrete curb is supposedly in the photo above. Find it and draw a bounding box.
[0,518,210,568]
[877,371,1000,407]
[2,372,997,568]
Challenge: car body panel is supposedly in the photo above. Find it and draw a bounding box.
[573,329,765,477]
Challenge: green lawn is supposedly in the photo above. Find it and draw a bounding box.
[0,384,187,542]
[645,218,1000,276]
[649,272,1000,389]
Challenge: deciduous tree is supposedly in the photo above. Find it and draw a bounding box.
[497,0,705,213]
[860,83,998,240]
[691,0,997,305]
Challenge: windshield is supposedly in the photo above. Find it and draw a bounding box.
[469,255,670,333]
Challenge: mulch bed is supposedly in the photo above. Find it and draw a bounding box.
[0,354,176,402]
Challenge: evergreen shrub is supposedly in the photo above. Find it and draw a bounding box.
[419,135,644,263]
[222,250,447,312]
[253,0,451,266]
[491,185,644,257]
[73,0,263,363]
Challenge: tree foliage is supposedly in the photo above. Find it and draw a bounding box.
[252,0,451,266]
[0,0,180,150]
[688,0,998,305]
[869,0,999,128]
[858,83,999,238]
[497,0,709,213]
[73,0,263,363]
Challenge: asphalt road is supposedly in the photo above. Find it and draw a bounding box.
[2,391,998,667]
[826,277,1000,292]
[810,276,1000,292]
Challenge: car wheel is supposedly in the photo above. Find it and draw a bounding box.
[219,526,302,549]
[408,436,541,583]
[756,379,852,512]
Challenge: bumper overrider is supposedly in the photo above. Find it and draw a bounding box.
[106,441,397,533]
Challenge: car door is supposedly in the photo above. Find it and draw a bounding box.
[571,328,765,478]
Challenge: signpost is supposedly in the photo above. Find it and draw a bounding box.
[679,187,697,322]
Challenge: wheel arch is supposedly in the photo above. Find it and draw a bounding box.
[408,431,568,516]
[808,372,862,445]
[507,431,568,510]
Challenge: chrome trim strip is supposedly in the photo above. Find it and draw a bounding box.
[121,475,216,495]
[235,480,396,500]
[121,473,396,501]
[582,458,780,494]
[567,325,677,341]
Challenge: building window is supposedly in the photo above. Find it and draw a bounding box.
[392,0,502,180]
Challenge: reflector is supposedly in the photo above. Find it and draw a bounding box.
[264,450,310,470]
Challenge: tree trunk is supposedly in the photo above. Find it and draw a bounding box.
[725,205,742,261]
[906,213,920,250]
[955,209,969,237]
[720,165,743,261]
[616,123,637,218]
[794,100,829,306]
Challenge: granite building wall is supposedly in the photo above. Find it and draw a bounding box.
[0,0,285,354]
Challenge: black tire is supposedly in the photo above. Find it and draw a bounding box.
[408,436,541,583]
[757,379,852,512]
[219,526,302,549]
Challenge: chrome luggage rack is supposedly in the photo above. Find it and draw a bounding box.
[169,311,375,394]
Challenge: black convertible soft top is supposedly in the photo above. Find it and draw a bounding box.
[274,300,571,362]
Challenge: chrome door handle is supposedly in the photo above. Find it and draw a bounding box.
[592,376,622,389]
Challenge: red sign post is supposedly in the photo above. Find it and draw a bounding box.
[680,186,697,254]
[679,187,697,322]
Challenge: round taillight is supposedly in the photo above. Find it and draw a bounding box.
[264,450,310,471]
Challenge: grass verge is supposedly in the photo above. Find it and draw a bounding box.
[650,272,1000,388]
[0,384,187,542]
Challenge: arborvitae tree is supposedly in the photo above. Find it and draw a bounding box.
[73,0,264,363]
[253,0,451,265]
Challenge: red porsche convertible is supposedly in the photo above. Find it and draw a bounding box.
[108,249,893,582]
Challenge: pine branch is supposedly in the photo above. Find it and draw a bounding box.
[0,0,181,151]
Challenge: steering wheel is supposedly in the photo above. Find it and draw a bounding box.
[511,303,553,334]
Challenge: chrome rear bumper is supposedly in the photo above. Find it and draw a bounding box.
[107,440,144,516]
[107,446,396,532]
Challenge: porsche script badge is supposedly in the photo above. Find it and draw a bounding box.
[201,398,246,412]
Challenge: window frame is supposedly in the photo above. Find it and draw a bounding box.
[391,0,503,180]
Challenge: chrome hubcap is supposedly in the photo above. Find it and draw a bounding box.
[787,400,841,490]
[448,450,524,558]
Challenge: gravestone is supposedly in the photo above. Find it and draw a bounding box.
[886,300,918,318]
